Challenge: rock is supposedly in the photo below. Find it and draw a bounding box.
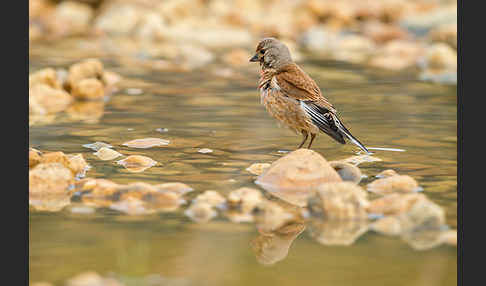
[375,169,398,178]
[29,163,74,195]
[109,197,151,215]
[251,222,305,265]
[399,198,445,232]
[66,154,89,176]
[29,84,73,114]
[39,151,70,168]
[66,59,104,91]
[71,78,105,100]
[369,40,424,70]
[29,68,61,89]
[307,218,369,246]
[340,154,382,166]
[367,175,421,195]
[299,26,339,52]
[154,182,193,195]
[370,216,402,236]
[333,35,376,63]
[362,21,410,44]
[94,4,142,36]
[101,71,121,88]
[116,155,158,172]
[185,202,217,223]
[193,190,226,208]
[51,1,94,36]
[440,229,457,246]
[198,148,213,154]
[134,12,166,40]
[29,148,42,168]
[246,163,271,176]
[65,271,124,286]
[122,138,170,148]
[227,187,263,214]
[162,26,252,49]
[143,191,181,212]
[422,43,457,70]
[222,49,250,67]
[308,182,369,220]
[29,192,71,212]
[254,201,296,232]
[82,141,113,151]
[93,147,123,160]
[400,4,457,36]
[366,193,427,216]
[329,161,362,183]
[255,149,342,207]
[428,23,457,49]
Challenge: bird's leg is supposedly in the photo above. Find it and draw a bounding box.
[307,133,316,149]
[297,130,309,149]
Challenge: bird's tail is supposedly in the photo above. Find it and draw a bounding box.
[331,113,370,154]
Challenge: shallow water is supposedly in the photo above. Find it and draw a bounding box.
[29,46,457,285]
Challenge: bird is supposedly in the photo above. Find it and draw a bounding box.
[249,37,369,153]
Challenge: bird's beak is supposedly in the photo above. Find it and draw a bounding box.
[249,53,259,62]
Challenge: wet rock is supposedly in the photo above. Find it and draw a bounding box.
[82,141,113,151]
[51,1,94,36]
[366,193,427,216]
[163,26,252,49]
[143,191,181,212]
[254,201,296,232]
[369,40,424,70]
[65,271,125,286]
[122,138,170,148]
[93,147,123,160]
[440,229,457,246]
[134,12,166,41]
[154,182,193,196]
[66,154,89,176]
[39,151,70,167]
[308,182,369,220]
[399,197,445,231]
[116,155,158,172]
[370,216,403,236]
[30,193,72,212]
[307,218,369,246]
[375,169,398,178]
[255,149,342,207]
[29,84,73,114]
[428,23,457,49]
[101,71,122,89]
[198,148,213,154]
[66,101,105,123]
[421,43,457,70]
[66,59,104,91]
[362,21,410,44]
[329,161,362,183]
[400,4,457,36]
[29,68,62,89]
[299,26,340,53]
[227,187,263,214]
[246,163,271,176]
[71,78,105,100]
[94,4,142,36]
[29,148,42,168]
[367,175,421,195]
[29,163,74,195]
[251,222,305,265]
[193,190,226,208]
[185,202,218,223]
[341,154,382,166]
[333,35,376,63]
[177,44,215,70]
[110,197,154,215]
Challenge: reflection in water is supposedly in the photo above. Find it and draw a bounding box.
[251,222,305,265]
[307,219,369,246]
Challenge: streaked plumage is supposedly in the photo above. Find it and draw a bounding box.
[249,37,368,152]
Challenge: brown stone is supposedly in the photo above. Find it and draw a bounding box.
[29,84,73,114]
[71,78,105,100]
[367,175,421,195]
[29,163,74,195]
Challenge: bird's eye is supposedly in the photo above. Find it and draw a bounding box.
[259,50,265,54]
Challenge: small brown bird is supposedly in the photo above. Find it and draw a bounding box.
[249,37,369,153]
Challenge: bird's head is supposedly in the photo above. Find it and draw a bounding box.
[249,37,293,70]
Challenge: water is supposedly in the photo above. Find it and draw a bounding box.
[29,44,457,285]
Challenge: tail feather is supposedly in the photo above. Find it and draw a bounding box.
[300,101,369,153]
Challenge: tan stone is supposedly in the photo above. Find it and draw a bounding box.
[367,175,421,195]
[254,200,296,232]
[255,149,342,207]
[29,148,42,168]
[71,78,105,100]
[29,68,61,89]
[185,202,217,223]
[329,161,362,183]
[122,138,170,148]
[366,193,427,216]
[66,59,104,90]
[29,84,73,114]
[308,218,369,246]
[66,154,89,176]
[93,147,122,161]
[29,163,74,195]
[246,163,271,176]
[308,182,369,220]
[193,190,226,207]
[227,187,263,213]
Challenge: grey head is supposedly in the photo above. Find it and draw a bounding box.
[249,37,293,70]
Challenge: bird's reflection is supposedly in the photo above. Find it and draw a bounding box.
[251,221,305,265]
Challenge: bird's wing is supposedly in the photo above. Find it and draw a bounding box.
[275,63,336,113]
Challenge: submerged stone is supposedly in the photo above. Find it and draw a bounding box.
[66,59,104,91]
[29,163,74,195]
[193,190,226,208]
[29,84,73,114]
[29,148,42,168]
[375,169,399,178]
[82,141,113,151]
[122,138,170,148]
[185,202,218,223]
[71,78,105,100]
[93,147,123,161]
[116,155,158,172]
[246,163,271,176]
[308,182,369,221]
[329,161,363,183]
[367,175,421,195]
